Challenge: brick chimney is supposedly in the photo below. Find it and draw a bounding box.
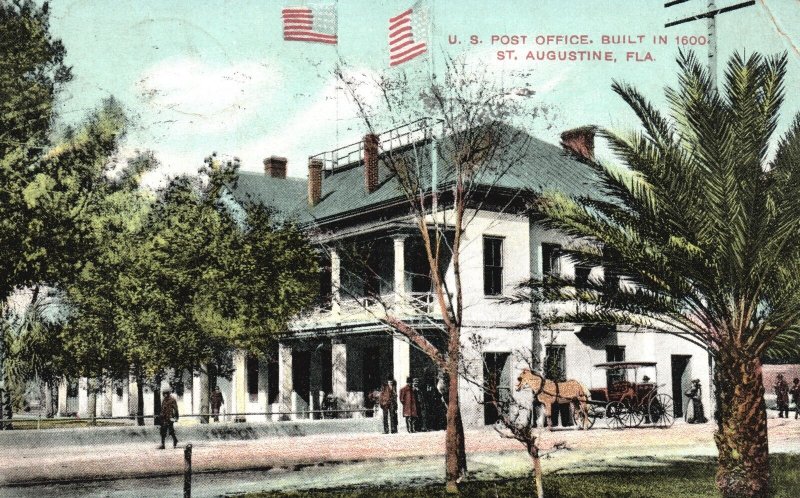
[264,156,287,178]
[560,126,597,161]
[308,159,323,206]
[363,133,380,193]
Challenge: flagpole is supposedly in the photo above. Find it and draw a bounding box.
[428,0,438,218]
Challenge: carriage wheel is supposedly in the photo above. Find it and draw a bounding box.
[649,394,675,428]
[622,402,644,428]
[572,402,597,430]
[605,401,626,430]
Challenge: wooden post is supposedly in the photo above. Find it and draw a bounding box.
[183,443,192,498]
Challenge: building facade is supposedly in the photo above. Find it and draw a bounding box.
[60,123,712,426]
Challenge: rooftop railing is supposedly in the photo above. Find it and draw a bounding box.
[308,118,440,172]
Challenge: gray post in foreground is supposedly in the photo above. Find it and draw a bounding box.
[184,444,192,498]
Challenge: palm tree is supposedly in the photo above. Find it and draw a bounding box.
[521,51,800,498]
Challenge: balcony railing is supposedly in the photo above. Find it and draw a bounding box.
[290,291,447,330]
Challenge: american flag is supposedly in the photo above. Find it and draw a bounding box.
[282,4,337,45]
[389,3,429,67]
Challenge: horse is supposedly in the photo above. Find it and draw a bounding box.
[516,369,591,430]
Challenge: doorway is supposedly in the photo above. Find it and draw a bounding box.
[292,351,311,407]
[483,352,512,425]
[671,355,692,418]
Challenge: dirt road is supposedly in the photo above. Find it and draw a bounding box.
[1,419,798,497]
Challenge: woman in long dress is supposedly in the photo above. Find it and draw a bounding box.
[685,379,707,424]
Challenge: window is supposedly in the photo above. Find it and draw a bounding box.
[483,236,503,296]
[247,355,259,402]
[544,345,567,382]
[606,346,626,388]
[574,266,592,288]
[541,243,562,276]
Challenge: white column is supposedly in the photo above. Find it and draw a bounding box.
[193,371,202,420]
[78,377,88,417]
[393,236,407,306]
[278,343,293,419]
[332,339,347,404]
[233,351,247,422]
[181,371,193,423]
[330,247,341,316]
[393,334,410,386]
[57,378,68,417]
[101,379,113,417]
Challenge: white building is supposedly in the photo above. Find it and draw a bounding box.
[62,122,712,427]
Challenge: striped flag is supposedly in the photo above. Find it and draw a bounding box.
[282,4,337,45]
[389,2,429,67]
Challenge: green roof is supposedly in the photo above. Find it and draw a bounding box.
[227,124,605,226]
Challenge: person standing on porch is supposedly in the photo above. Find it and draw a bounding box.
[378,379,398,434]
[775,373,790,418]
[399,377,419,433]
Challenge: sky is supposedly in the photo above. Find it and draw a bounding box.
[46,0,800,185]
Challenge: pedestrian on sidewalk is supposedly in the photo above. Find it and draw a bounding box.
[685,379,707,424]
[378,378,398,434]
[789,378,800,420]
[158,390,179,449]
[775,373,790,418]
[211,386,224,422]
[400,377,418,433]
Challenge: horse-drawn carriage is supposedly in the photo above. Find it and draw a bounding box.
[579,361,675,429]
[516,360,675,430]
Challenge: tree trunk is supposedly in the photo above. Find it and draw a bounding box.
[44,381,55,418]
[527,443,544,498]
[136,374,145,426]
[444,340,467,493]
[153,374,162,426]
[199,365,210,424]
[87,378,98,426]
[713,354,769,498]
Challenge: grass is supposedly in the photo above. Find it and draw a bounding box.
[9,418,128,430]
[244,454,800,498]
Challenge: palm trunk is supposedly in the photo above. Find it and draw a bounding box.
[713,353,769,498]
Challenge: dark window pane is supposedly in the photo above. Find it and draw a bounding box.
[544,345,567,382]
[605,346,626,388]
[247,356,259,402]
[575,266,591,288]
[542,243,562,276]
[483,237,503,295]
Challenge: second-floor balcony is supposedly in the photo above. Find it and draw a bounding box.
[290,230,453,332]
[292,291,449,331]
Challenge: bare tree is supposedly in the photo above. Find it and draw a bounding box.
[335,54,553,492]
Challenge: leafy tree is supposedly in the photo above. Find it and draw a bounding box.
[519,52,800,497]
[0,0,71,301]
[119,156,318,422]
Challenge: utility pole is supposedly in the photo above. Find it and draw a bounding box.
[665,0,756,88]
[664,0,756,423]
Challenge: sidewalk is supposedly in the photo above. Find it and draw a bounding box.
[1,419,798,488]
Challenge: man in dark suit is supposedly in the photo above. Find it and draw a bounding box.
[158,389,179,449]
